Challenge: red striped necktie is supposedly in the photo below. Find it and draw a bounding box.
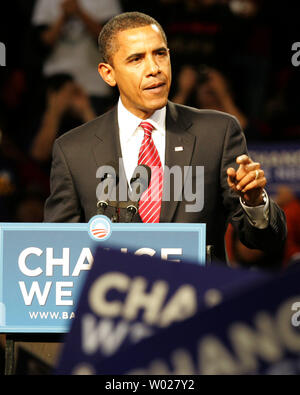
[138,121,163,223]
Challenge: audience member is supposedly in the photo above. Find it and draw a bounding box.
[0,129,18,221]
[30,73,96,166]
[15,191,45,223]
[0,127,49,222]
[160,0,235,70]
[172,64,248,130]
[225,222,283,272]
[31,0,122,115]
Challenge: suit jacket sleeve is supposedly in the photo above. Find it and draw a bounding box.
[44,140,83,222]
[220,117,287,254]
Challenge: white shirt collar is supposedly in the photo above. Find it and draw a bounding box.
[117,97,166,143]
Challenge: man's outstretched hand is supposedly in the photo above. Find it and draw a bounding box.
[227,155,267,207]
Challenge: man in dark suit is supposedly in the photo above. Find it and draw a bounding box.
[44,12,286,264]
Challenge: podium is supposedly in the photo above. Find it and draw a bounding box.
[0,217,206,373]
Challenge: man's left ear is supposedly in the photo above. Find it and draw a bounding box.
[98,63,116,87]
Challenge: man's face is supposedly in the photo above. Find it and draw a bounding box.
[99,24,172,119]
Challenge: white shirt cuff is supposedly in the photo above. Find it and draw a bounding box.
[240,190,269,229]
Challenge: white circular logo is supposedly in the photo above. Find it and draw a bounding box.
[88,216,112,241]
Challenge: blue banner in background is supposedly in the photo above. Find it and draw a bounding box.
[249,141,300,197]
[0,217,206,333]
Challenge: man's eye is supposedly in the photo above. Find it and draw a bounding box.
[130,56,141,62]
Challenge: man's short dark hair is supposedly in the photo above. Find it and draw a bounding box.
[98,12,168,65]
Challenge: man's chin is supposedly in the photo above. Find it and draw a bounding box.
[125,96,169,119]
[145,97,168,112]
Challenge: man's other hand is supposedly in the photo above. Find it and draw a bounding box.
[227,155,267,206]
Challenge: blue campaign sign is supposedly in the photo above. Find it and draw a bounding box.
[95,266,300,375]
[56,247,269,375]
[0,217,206,333]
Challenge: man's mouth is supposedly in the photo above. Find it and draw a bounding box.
[144,82,166,91]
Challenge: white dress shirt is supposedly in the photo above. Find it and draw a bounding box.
[118,98,166,184]
[117,98,269,228]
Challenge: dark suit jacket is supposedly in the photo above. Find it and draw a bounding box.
[44,101,286,263]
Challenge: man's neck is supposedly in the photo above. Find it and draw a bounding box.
[118,97,165,121]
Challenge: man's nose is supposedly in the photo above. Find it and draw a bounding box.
[145,55,160,75]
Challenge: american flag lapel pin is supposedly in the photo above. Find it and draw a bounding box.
[174,146,184,152]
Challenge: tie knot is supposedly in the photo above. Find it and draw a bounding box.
[140,121,154,138]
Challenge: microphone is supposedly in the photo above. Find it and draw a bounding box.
[96,162,119,221]
[122,165,152,223]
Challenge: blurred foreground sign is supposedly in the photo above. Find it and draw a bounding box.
[56,247,269,375]
[95,266,300,375]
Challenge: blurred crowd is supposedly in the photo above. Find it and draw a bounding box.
[0,0,299,270]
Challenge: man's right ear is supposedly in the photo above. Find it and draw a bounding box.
[98,63,117,87]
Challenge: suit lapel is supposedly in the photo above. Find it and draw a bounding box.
[92,106,122,168]
[91,106,128,199]
[160,102,196,222]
